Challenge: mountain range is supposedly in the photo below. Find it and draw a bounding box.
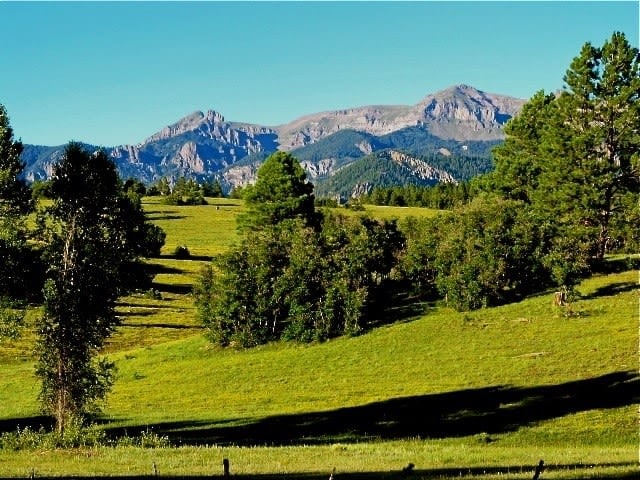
[21,84,526,198]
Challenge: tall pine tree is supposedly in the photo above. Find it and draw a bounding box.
[0,104,33,298]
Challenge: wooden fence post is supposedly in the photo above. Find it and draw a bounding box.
[532,459,544,480]
[223,458,230,478]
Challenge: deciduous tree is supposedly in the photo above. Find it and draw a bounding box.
[35,143,164,433]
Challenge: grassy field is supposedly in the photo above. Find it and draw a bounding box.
[0,198,637,478]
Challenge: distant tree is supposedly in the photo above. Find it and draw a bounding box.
[123,178,147,197]
[202,178,224,198]
[151,177,171,196]
[228,185,245,199]
[35,143,164,434]
[164,177,206,205]
[239,151,320,231]
[0,104,34,299]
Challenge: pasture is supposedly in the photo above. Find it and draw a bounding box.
[0,198,636,478]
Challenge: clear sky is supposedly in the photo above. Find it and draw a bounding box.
[0,1,637,147]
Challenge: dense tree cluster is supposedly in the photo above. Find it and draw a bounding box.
[196,152,404,346]
[399,196,549,310]
[364,181,478,209]
[486,31,639,280]
[398,31,639,308]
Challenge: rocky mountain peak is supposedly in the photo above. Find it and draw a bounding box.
[416,85,525,141]
[142,109,227,144]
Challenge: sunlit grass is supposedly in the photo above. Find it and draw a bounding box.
[143,196,242,257]
[0,199,637,478]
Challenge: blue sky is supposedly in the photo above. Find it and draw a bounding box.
[0,1,637,146]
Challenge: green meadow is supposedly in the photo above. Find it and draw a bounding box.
[0,198,637,478]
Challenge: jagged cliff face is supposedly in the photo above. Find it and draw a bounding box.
[386,150,457,184]
[275,105,418,151]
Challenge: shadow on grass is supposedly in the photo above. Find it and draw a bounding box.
[0,415,54,433]
[162,254,213,262]
[117,310,158,318]
[116,302,179,310]
[580,281,637,300]
[145,214,187,221]
[101,371,638,447]
[143,263,186,275]
[152,282,192,295]
[120,322,204,330]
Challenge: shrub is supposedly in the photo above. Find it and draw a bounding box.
[173,245,191,258]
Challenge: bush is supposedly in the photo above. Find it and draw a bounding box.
[0,420,106,451]
[173,245,191,258]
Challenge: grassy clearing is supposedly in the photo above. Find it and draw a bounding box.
[0,199,637,478]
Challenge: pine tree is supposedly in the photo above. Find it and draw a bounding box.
[0,104,33,298]
[239,151,319,231]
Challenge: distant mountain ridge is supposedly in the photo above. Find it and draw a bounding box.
[20,85,526,193]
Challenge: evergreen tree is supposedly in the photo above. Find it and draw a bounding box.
[487,32,640,284]
[0,104,34,298]
[240,151,319,230]
[540,32,640,262]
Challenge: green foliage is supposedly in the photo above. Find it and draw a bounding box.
[0,422,170,451]
[201,163,381,346]
[31,179,53,200]
[486,32,640,283]
[123,178,147,197]
[431,197,548,310]
[240,151,319,230]
[228,185,245,199]
[0,104,34,299]
[364,181,478,209]
[164,177,207,205]
[201,178,224,198]
[35,143,164,433]
[147,177,171,196]
[197,212,405,346]
[0,297,24,340]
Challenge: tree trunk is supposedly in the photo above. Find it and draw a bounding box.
[56,360,66,434]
